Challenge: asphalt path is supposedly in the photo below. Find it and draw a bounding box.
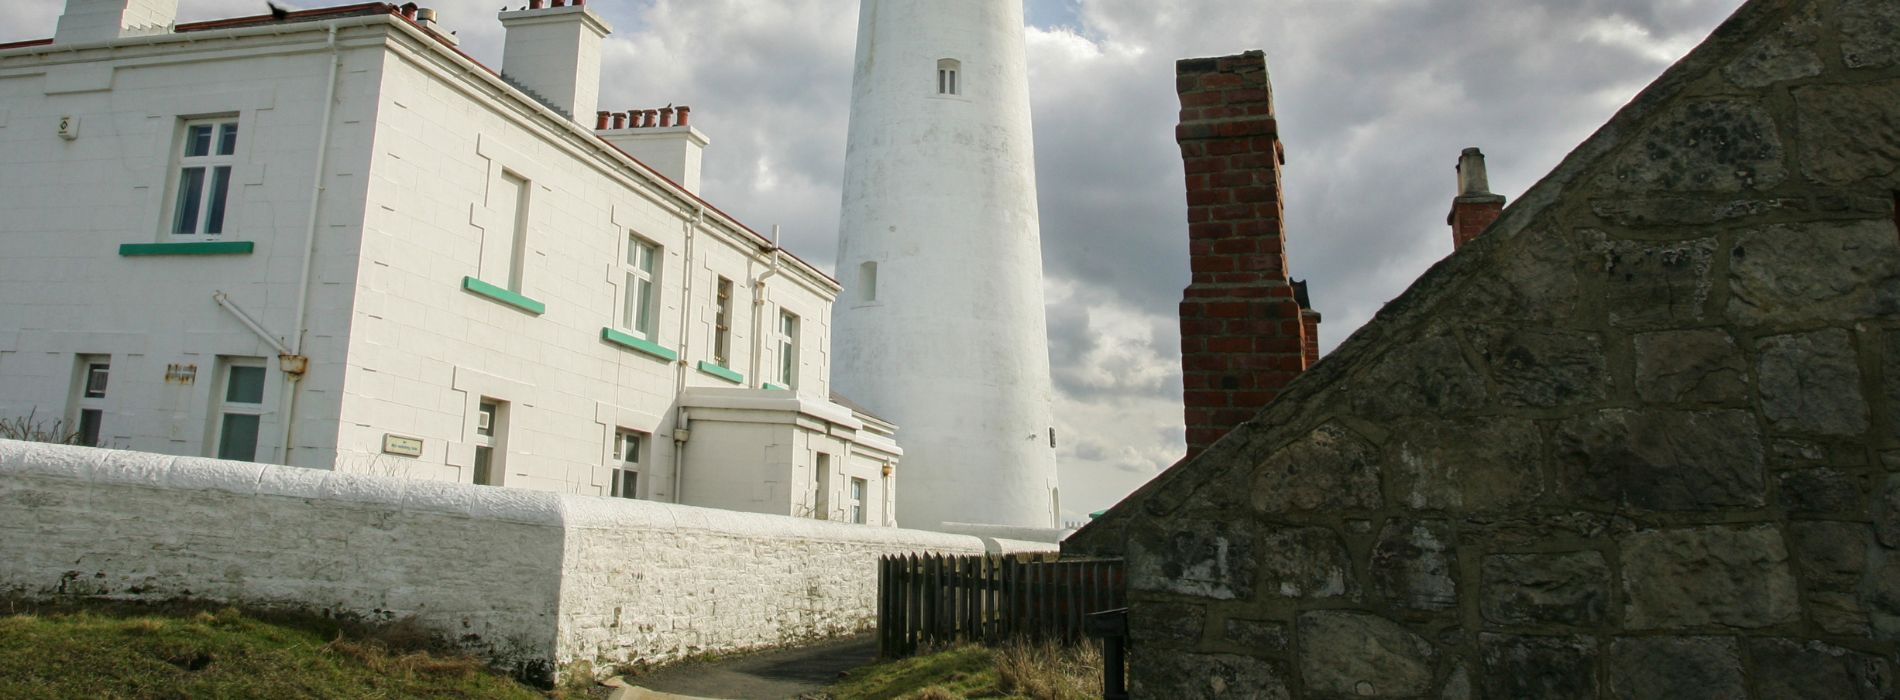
[629,634,878,700]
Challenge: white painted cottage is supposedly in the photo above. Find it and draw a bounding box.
[0,0,902,525]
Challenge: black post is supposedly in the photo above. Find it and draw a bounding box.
[1086,607,1129,700]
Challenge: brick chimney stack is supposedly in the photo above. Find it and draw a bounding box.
[1175,50,1316,460]
[1448,147,1506,249]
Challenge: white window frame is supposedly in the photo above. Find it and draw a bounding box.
[210,357,267,462]
[777,310,800,389]
[713,276,734,367]
[166,117,240,240]
[472,398,507,486]
[611,428,646,499]
[849,477,866,525]
[937,59,961,96]
[813,452,832,520]
[70,355,110,447]
[622,233,662,341]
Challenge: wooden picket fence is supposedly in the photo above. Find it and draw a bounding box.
[876,553,1125,658]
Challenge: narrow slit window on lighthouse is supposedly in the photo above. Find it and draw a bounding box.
[937,59,960,95]
[859,261,878,302]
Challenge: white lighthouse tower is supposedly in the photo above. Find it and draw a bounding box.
[833,0,1060,530]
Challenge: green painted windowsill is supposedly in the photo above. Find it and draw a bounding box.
[697,361,743,384]
[601,327,678,362]
[762,382,791,391]
[461,276,545,315]
[119,241,255,256]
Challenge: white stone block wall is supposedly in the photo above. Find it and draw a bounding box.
[0,440,566,672]
[0,440,1049,677]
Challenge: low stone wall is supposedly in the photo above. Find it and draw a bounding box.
[0,440,1041,680]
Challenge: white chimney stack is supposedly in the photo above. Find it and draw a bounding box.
[497,1,609,123]
[597,107,709,194]
[55,0,178,44]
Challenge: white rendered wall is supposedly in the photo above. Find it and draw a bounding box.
[340,24,842,501]
[678,400,898,525]
[0,26,384,471]
[0,441,1049,676]
[833,0,1060,529]
[0,15,847,503]
[0,441,566,674]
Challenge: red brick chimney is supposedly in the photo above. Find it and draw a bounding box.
[1448,147,1506,249]
[1176,50,1316,460]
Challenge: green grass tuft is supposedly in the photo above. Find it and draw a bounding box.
[0,599,559,699]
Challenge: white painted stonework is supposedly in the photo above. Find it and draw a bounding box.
[0,1,897,522]
[833,0,1062,529]
[0,441,1049,675]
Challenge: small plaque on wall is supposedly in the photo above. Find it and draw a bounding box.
[382,434,423,457]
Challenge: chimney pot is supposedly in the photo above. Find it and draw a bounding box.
[595,111,611,130]
[612,112,627,129]
[675,106,691,127]
[1456,147,1492,196]
[643,110,658,128]
[658,106,675,128]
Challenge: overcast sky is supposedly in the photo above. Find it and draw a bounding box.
[6,0,1749,523]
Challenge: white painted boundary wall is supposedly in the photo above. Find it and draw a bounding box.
[0,441,1048,679]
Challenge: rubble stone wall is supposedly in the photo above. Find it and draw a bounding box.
[1072,0,1900,696]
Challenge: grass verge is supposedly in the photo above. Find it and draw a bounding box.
[0,599,569,699]
[819,640,1103,700]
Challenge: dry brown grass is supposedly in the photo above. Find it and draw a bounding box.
[994,639,1103,700]
[824,638,1107,700]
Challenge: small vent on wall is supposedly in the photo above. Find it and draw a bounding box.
[860,261,878,302]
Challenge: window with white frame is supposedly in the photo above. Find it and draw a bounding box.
[713,276,734,367]
[169,118,239,238]
[778,310,799,389]
[937,58,960,96]
[472,398,507,486]
[849,477,866,525]
[623,234,661,340]
[480,171,532,292]
[71,355,109,447]
[211,358,266,462]
[813,452,832,520]
[611,428,645,499]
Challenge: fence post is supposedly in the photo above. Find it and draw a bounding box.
[1086,608,1129,700]
[908,553,923,655]
[877,555,889,658]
